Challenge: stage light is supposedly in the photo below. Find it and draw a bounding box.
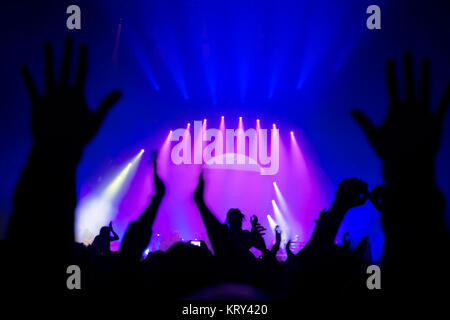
[169,130,173,134]
[238,116,244,131]
[272,123,276,128]
[290,131,294,136]
[267,214,278,234]
[104,151,145,199]
[220,115,225,133]
[273,182,289,215]
[271,199,289,240]
[75,149,145,243]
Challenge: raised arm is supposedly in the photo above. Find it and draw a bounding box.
[352,53,450,290]
[308,178,368,249]
[194,172,223,232]
[109,221,119,241]
[194,172,235,257]
[120,157,165,262]
[6,39,120,289]
[269,226,282,257]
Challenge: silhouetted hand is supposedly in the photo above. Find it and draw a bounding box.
[286,240,295,259]
[333,178,369,212]
[369,184,387,213]
[313,209,327,223]
[109,221,119,241]
[269,225,282,257]
[275,226,282,245]
[21,38,121,161]
[353,236,370,262]
[153,157,165,198]
[250,215,266,236]
[352,53,450,171]
[250,215,267,252]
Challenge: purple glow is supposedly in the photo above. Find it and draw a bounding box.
[75,117,333,253]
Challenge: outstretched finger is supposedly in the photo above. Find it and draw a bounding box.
[94,90,121,129]
[44,42,54,91]
[351,110,377,146]
[386,59,400,105]
[60,37,73,86]
[286,240,292,249]
[21,65,39,100]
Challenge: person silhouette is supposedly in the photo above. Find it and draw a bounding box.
[226,209,252,253]
[91,222,119,255]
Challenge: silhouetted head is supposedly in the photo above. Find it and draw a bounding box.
[99,226,109,237]
[226,209,244,230]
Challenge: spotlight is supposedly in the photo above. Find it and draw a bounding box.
[76,148,145,241]
[267,214,277,234]
[257,119,260,122]
[239,116,242,121]
[169,130,173,134]
[221,115,224,119]
[272,123,276,128]
[290,131,294,136]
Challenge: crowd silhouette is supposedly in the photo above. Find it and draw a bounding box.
[1,38,449,302]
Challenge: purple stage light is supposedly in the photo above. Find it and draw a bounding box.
[74,119,333,255]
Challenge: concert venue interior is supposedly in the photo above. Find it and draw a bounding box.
[1,0,449,267]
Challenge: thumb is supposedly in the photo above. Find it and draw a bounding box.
[351,109,377,145]
[94,90,121,130]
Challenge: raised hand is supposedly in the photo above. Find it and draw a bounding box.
[250,215,267,236]
[352,53,450,175]
[333,178,369,212]
[109,221,119,241]
[21,38,121,162]
[286,240,295,259]
[275,226,282,245]
[269,225,282,257]
[120,155,165,261]
[369,184,387,213]
[250,215,267,252]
